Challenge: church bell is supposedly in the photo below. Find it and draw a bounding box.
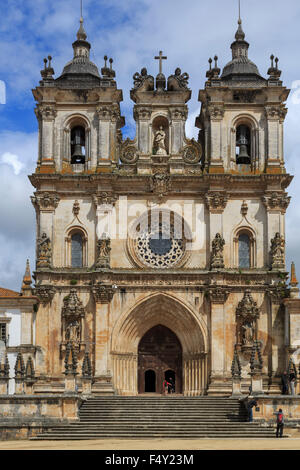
[236,125,251,165]
[71,127,85,164]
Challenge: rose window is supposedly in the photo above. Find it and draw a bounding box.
[128,210,191,268]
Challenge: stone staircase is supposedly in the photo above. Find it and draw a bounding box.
[31,396,276,440]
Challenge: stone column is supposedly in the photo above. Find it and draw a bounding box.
[267,288,285,388]
[262,192,290,268]
[35,105,57,170]
[207,105,224,172]
[208,287,229,391]
[92,285,115,377]
[133,107,151,155]
[265,106,286,171]
[93,192,117,242]
[31,192,60,268]
[97,105,119,165]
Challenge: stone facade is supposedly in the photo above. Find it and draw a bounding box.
[3,15,300,402]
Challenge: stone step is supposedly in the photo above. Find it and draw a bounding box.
[32,432,276,440]
[32,396,268,440]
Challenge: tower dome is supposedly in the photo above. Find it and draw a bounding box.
[56,17,101,87]
[221,18,265,83]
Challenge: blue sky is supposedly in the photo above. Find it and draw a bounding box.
[0,0,300,290]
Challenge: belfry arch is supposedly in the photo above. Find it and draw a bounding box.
[111,293,208,396]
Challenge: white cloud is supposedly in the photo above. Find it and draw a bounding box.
[0,132,37,290]
[1,152,24,175]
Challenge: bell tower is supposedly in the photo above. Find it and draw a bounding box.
[32,17,124,174]
[196,17,289,175]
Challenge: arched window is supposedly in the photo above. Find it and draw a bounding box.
[71,126,86,164]
[238,233,250,268]
[233,229,256,269]
[71,233,83,267]
[65,228,88,268]
[236,124,251,165]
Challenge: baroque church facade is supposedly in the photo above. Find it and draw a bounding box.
[6,14,300,398]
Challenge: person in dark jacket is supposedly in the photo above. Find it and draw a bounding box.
[281,371,289,395]
[247,399,257,422]
[168,377,175,394]
[289,372,296,395]
[274,408,284,438]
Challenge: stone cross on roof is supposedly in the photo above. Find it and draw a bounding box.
[155,51,167,74]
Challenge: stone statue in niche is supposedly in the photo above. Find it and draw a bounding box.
[210,233,225,269]
[65,320,81,346]
[242,321,255,346]
[95,233,111,269]
[153,126,167,155]
[37,232,52,267]
[270,232,285,269]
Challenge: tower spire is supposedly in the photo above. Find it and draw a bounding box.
[235,0,245,41]
[77,0,87,41]
[21,259,32,296]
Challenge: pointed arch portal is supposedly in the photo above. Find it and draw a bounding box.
[111,293,208,396]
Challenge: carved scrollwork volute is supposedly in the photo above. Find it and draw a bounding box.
[132,68,154,91]
[167,68,190,90]
[120,138,138,164]
[181,138,202,164]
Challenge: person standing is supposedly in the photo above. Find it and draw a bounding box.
[274,408,284,438]
[289,371,296,395]
[168,377,175,394]
[162,379,170,395]
[281,371,289,395]
[247,399,257,422]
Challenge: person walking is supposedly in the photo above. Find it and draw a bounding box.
[162,379,170,395]
[281,371,289,395]
[274,408,284,438]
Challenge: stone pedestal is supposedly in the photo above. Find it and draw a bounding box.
[231,377,243,397]
[64,374,77,394]
[0,377,9,395]
[14,378,24,395]
[24,380,35,395]
[250,373,264,395]
[81,377,92,396]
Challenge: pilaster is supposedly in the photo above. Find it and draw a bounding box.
[92,285,115,376]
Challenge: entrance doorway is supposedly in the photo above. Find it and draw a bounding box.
[145,370,156,392]
[138,325,182,394]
